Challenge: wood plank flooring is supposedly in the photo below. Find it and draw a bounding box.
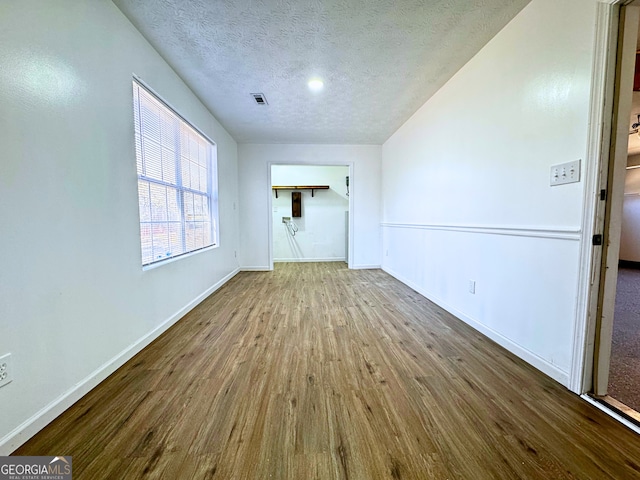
[14,263,640,479]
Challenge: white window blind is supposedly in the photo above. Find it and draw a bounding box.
[132,79,218,266]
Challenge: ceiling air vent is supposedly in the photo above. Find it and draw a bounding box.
[251,93,268,105]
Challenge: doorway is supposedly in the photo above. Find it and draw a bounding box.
[604,96,640,418]
[269,164,351,268]
[590,2,640,424]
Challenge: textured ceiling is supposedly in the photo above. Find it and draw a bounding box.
[113,0,530,144]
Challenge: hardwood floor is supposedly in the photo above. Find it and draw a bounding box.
[14,263,640,479]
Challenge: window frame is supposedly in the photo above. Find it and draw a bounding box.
[132,76,219,268]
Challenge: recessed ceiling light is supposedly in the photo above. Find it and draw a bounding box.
[308,79,324,92]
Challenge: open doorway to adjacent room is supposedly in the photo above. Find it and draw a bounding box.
[591,2,640,425]
[269,164,351,267]
[606,68,640,418]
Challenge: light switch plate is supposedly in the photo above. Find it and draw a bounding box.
[0,353,12,388]
[550,160,581,186]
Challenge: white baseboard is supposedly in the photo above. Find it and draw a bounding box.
[240,263,381,270]
[0,268,240,455]
[382,266,569,387]
[274,257,345,263]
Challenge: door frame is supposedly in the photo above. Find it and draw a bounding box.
[572,0,639,395]
[592,3,640,396]
[267,161,354,271]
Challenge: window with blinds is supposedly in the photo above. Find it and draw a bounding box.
[132,79,218,266]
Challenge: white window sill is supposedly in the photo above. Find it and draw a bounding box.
[142,244,219,271]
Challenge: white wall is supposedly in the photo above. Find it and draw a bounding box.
[0,0,239,453]
[381,0,596,386]
[238,144,381,270]
[272,165,349,262]
[620,168,640,262]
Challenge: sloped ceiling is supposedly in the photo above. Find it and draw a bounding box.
[113,0,531,144]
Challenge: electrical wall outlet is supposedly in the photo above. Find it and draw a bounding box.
[468,280,476,294]
[0,353,12,388]
[550,160,581,186]
[282,216,291,223]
